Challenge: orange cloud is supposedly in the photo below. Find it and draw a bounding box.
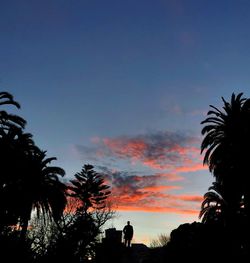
[157,173,184,181]
[175,163,207,173]
[65,170,202,217]
[103,138,147,162]
[140,185,181,192]
[107,172,202,216]
[99,133,205,174]
[176,195,203,202]
[75,131,206,175]
[74,131,206,217]
[115,205,199,215]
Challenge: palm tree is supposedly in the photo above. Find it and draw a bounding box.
[199,182,226,225]
[0,92,67,240]
[0,91,26,129]
[0,127,37,230]
[0,129,67,238]
[0,92,28,231]
[201,92,250,225]
[18,149,67,239]
[69,164,111,214]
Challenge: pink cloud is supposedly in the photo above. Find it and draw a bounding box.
[157,173,184,182]
[140,185,181,192]
[115,205,198,215]
[110,188,201,215]
[175,163,206,173]
[74,131,206,216]
[66,166,203,216]
[177,195,203,202]
[92,132,205,174]
[101,168,202,216]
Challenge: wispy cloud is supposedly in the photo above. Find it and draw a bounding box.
[75,131,206,174]
[116,206,199,214]
[74,130,206,215]
[99,168,202,215]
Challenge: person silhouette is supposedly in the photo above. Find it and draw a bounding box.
[123,221,134,248]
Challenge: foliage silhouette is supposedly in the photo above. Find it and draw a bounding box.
[43,212,99,263]
[65,164,113,261]
[200,92,250,257]
[18,148,67,239]
[8,90,250,261]
[149,233,169,248]
[0,92,118,262]
[0,91,26,129]
[0,129,67,239]
[201,93,250,222]
[0,92,67,248]
[0,93,37,233]
[29,164,114,262]
[199,181,226,225]
[69,164,111,214]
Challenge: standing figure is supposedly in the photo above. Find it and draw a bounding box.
[123,221,134,247]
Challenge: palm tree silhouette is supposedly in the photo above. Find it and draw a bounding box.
[0,130,67,238]
[201,93,250,224]
[200,92,250,255]
[199,182,226,225]
[0,92,28,231]
[0,91,26,129]
[0,91,67,239]
[18,149,67,239]
[0,127,37,231]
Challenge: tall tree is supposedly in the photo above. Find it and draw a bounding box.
[18,149,67,239]
[0,128,37,230]
[64,164,113,261]
[200,92,250,251]
[69,164,111,214]
[0,92,27,230]
[201,93,250,218]
[0,91,67,238]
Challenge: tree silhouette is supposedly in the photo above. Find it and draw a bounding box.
[0,92,67,240]
[69,164,111,214]
[0,130,67,240]
[200,92,250,255]
[201,93,250,224]
[0,91,26,129]
[61,164,113,262]
[199,182,226,225]
[0,128,37,231]
[0,92,29,231]
[18,149,67,239]
[150,233,169,248]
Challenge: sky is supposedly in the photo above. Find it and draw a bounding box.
[1,0,250,245]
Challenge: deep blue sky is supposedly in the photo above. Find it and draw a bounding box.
[1,0,250,244]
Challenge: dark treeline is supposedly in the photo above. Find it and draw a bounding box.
[144,93,250,263]
[2,91,250,262]
[0,92,114,262]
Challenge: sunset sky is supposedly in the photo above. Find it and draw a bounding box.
[1,0,250,245]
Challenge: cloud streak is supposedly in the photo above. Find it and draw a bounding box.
[76,131,206,174]
[74,131,206,215]
[99,168,202,215]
